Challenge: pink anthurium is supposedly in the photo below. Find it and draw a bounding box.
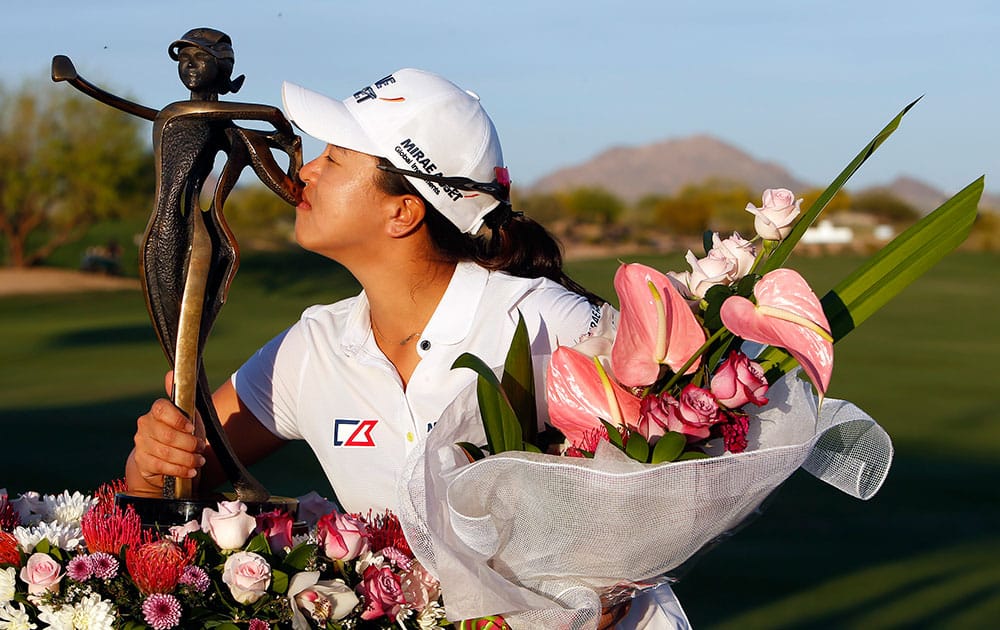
[546,346,642,444]
[719,268,834,394]
[611,263,707,388]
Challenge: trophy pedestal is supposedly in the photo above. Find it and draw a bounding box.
[115,493,298,529]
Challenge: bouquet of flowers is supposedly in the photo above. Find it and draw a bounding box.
[395,100,984,629]
[0,482,451,629]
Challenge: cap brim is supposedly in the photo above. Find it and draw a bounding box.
[281,82,382,157]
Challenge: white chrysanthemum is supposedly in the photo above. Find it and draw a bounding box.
[47,492,96,527]
[36,602,75,629]
[415,601,447,630]
[353,550,384,574]
[71,593,116,630]
[0,568,15,604]
[0,601,38,630]
[14,521,84,553]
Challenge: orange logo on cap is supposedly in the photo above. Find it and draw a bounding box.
[379,97,406,102]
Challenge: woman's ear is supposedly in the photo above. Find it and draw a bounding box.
[385,194,426,238]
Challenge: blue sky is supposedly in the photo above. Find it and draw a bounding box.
[3,1,997,195]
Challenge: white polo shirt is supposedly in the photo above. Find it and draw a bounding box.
[234,262,605,513]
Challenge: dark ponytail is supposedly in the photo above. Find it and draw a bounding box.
[375,159,604,305]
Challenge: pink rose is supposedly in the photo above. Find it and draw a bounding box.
[201,501,256,550]
[670,248,736,300]
[255,510,294,552]
[400,561,440,610]
[711,233,757,279]
[745,188,801,240]
[636,395,669,442]
[666,385,723,440]
[710,351,769,409]
[222,551,271,604]
[20,552,63,595]
[668,233,758,300]
[358,565,406,621]
[317,512,370,561]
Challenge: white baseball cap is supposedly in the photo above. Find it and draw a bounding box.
[282,68,507,234]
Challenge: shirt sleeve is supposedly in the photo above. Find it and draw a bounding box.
[232,325,306,441]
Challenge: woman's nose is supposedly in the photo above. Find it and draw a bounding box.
[299,157,321,183]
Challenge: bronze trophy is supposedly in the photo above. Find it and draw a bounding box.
[52,28,303,525]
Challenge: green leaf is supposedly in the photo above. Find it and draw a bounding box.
[35,539,51,555]
[624,432,651,462]
[702,284,736,331]
[282,542,318,571]
[760,97,921,274]
[456,442,487,461]
[678,450,710,461]
[600,419,625,449]
[651,431,687,463]
[502,311,538,446]
[759,177,983,377]
[244,532,270,555]
[452,352,522,454]
[521,441,543,454]
[272,568,289,594]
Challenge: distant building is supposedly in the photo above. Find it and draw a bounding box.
[801,220,853,245]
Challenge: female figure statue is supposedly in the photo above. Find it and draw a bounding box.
[53,28,302,501]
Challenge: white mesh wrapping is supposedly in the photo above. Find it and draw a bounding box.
[397,372,893,629]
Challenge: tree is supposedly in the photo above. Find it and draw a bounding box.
[851,189,920,223]
[0,80,152,267]
[223,182,295,245]
[558,187,624,225]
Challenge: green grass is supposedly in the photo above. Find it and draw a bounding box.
[1,249,998,628]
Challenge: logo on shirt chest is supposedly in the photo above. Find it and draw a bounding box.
[333,418,379,447]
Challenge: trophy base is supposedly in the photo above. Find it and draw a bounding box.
[115,492,298,529]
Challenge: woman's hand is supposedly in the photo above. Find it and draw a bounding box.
[125,371,207,496]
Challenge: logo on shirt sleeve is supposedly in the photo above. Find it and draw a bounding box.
[333,419,379,447]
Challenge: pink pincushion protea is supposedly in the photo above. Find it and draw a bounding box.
[126,538,196,594]
[365,510,412,557]
[0,532,20,568]
[81,501,142,555]
[142,593,182,630]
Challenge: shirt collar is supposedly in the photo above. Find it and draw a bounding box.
[339,261,489,354]
[420,261,489,346]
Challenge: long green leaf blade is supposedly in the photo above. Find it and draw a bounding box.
[760,97,921,274]
[501,311,537,445]
[758,177,982,375]
[452,352,522,454]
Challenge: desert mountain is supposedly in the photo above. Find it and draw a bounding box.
[528,135,810,203]
[528,135,998,214]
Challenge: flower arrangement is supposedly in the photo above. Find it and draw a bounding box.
[0,482,451,629]
[543,187,834,464]
[397,100,985,629]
